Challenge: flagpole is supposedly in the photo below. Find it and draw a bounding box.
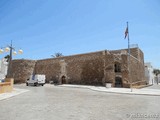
[127,22,132,92]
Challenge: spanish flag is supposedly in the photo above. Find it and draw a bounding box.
[124,27,128,39]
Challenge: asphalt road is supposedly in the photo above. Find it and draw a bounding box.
[0,84,160,120]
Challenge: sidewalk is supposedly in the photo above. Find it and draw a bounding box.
[0,84,159,101]
[0,88,29,101]
[58,84,160,96]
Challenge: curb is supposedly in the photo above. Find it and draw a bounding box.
[0,88,29,101]
[58,85,160,96]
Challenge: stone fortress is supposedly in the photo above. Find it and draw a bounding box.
[11,47,146,88]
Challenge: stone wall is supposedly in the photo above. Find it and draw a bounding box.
[121,55,130,87]
[103,52,115,84]
[110,47,143,61]
[65,51,104,85]
[11,47,146,88]
[35,51,104,85]
[11,59,36,83]
[129,55,146,86]
[34,58,61,83]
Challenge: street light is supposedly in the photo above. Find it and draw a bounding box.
[0,40,23,78]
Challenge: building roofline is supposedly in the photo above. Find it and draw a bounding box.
[14,47,142,61]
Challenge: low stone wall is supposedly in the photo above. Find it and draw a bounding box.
[0,78,14,94]
[132,80,147,87]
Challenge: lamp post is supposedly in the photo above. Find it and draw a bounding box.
[0,40,23,78]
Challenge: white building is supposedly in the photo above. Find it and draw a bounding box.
[0,58,8,80]
[145,62,155,85]
[157,74,160,84]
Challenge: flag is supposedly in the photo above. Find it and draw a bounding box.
[124,27,128,39]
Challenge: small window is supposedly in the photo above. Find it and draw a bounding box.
[115,63,121,72]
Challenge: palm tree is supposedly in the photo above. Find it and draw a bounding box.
[153,69,160,84]
[51,52,63,58]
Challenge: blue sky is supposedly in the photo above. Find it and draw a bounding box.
[0,0,160,68]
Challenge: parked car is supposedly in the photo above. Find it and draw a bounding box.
[26,74,46,86]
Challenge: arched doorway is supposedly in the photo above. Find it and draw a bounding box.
[115,77,123,87]
[61,75,66,84]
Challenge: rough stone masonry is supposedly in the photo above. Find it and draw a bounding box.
[11,47,146,88]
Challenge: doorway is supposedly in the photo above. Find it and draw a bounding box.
[61,75,66,84]
[115,77,123,87]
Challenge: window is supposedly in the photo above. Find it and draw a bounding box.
[115,63,121,72]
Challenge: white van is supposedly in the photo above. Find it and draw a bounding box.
[26,74,46,86]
